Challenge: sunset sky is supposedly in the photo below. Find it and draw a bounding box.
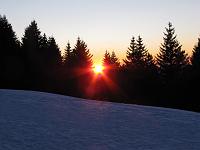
[1,0,200,64]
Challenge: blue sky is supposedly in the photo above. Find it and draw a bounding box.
[1,0,200,63]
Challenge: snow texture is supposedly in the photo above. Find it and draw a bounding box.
[0,89,200,150]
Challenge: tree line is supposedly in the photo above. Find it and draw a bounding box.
[1,15,200,112]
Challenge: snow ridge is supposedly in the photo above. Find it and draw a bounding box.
[0,89,200,150]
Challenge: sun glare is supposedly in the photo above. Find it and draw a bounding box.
[93,64,104,74]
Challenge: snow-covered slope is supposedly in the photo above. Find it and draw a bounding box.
[0,89,200,150]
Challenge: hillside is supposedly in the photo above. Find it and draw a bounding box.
[0,89,200,150]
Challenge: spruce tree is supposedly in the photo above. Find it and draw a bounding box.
[63,41,73,68]
[103,50,111,66]
[21,20,42,68]
[110,51,120,68]
[156,22,188,81]
[21,20,44,88]
[190,37,200,105]
[102,50,120,68]
[0,15,20,55]
[191,37,200,70]
[40,34,48,54]
[22,21,42,52]
[47,36,62,67]
[70,37,93,97]
[0,15,21,87]
[136,36,148,64]
[45,36,62,90]
[73,37,93,69]
[124,36,137,66]
[124,36,148,68]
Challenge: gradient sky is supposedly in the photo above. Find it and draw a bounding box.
[1,0,200,64]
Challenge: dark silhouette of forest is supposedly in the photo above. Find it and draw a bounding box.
[1,15,200,112]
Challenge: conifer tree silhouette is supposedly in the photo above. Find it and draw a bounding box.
[70,37,93,97]
[124,36,148,68]
[124,36,137,67]
[103,50,120,69]
[72,37,93,69]
[63,42,73,68]
[191,37,200,70]
[47,36,62,67]
[40,33,48,60]
[155,23,190,106]
[156,22,188,83]
[122,35,158,102]
[110,51,120,68]
[103,50,111,67]
[157,23,188,78]
[0,15,21,87]
[21,20,44,89]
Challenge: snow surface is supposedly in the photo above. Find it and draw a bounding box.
[0,89,200,150]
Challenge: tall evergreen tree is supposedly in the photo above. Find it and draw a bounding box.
[124,36,137,66]
[189,37,200,108]
[21,20,42,66]
[22,21,42,52]
[156,22,188,81]
[42,36,63,91]
[110,51,120,68]
[102,50,120,69]
[0,15,21,87]
[40,34,48,49]
[191,37,200,70]
[21,20,43,88]
[124,36,148,68]
[73,37,93,69]
[63,41,73,68]
[102,50,111,67]
[40,33,48,54]
[40,34,48,67]
[70,37,93,97]
[0,15,20,55]
[47,36,62,67]
[136,36,148,64]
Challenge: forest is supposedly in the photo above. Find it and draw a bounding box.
[1,15,200,112]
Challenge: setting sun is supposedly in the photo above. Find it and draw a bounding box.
[93,64,104,74]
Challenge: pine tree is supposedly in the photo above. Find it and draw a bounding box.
[47,36,62,67]
[40,34,48,52]
[110,51,120,68]
[102,50,120,68]
[69,37,93,97]
[22,21,42,52]
[0,15,20,55]
[21,20,44,88]
[63,41,73,68]
[45,36,62,90]
[124,36,136,66]
[21,20,43,68]
[124,36,148,68]
[73,37,93,69]
[156,22,188,81]
[136,36,148,64]
[40,34,49,66]
[0,15,21,87]
[102,50,111,66]
[191,37,200,70]
[190,37,200,105]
